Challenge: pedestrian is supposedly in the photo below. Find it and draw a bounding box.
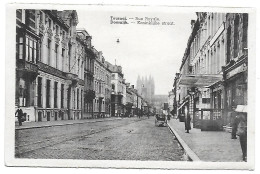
[15,106,23,126]
[184,114,191,133]
[231,114,239,139]
[236,112,247,162]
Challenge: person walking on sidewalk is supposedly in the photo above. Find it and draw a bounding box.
[184,114,191,133]
[231,114,239,139]
[15,106,23,126]
[236,112,247,162]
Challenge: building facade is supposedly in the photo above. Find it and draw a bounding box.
[222,13,248,126]
[76,28,95,119]
[76,29,96,119]
[16,10,84,122]
[93,51,107,117]
[104,61,112,117]
[175,12,248,130]
[110,65,124,116]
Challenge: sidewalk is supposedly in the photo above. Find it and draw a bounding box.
[167,119,243,162]
[15,117,122,130]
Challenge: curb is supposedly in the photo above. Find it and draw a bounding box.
[167,122,201,161]
[15,118,122,130]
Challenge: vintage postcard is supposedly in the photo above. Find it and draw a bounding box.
[5,3,256,170]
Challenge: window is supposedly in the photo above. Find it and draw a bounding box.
[38,34,43,62]
[227,26,231,63]
[29,39,33,62]
[56,25,59,35]
[99,83,101,94]
[77,89,79,109]
[233,15,239,58]
[16,9,22,22]
[26,10,36,30]
[61,84,64,108]
[111,74,115,80]
[78,59,80,74]
[62,31,65,40]
[68,43,72,70]
[37,77,42,107]
[17,36,23,59]
[242,13,248,51]
[47,39,51,65]
[25,37,37,63]
[73,90,76,109]
[112,83,115,90]
[48,18,52,29]
[54,82,58,108]
[39,11,43,23]
[62,48,65,71]
[46,80,51,108]
[55,44,59,68]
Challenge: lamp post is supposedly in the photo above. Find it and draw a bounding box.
[188,88,196,128]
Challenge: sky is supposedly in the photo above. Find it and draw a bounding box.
[76,6,197,95]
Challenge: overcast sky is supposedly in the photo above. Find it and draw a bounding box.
[76,6,197,95]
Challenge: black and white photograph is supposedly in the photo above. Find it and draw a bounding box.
[4,2,256,170]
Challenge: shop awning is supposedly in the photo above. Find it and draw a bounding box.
[178,74,223,88]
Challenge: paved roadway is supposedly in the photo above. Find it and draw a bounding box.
[15,117,185,161]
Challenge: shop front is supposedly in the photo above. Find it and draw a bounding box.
[178,74,223,130]
[223,56,248,127]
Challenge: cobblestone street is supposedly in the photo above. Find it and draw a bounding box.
[15,117,185,161]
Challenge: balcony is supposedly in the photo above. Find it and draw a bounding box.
[66,72,78,86]
[16,60,38,79]
[38,62,67,79]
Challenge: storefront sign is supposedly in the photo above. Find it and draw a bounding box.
[226,63,247,79]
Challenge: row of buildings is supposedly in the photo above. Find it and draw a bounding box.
[169,12,248,130]
[15,9,151,122]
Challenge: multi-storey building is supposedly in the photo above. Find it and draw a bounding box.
[177,13,227,127]
[110,64,124,117]
[176,19,199,123]
[222,13,248,126]
[76,29,96,119]
[125,84,135,117]
[93,50,107,117]
[16,10,84,122]
[104,61,112,117]
[176,12,248,129]
[76,28,94,119]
